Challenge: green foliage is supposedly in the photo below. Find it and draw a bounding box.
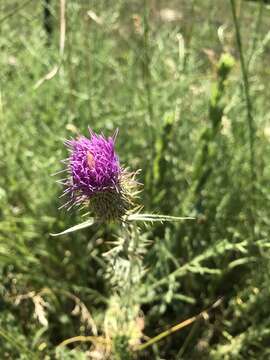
[113,335,132,360]
[1,0,270,359]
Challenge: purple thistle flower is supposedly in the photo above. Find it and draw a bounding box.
[63,129,121,206]
[59,128,138,221]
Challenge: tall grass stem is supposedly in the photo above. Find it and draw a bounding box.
[230,0,256,184]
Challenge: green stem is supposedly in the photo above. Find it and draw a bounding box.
[142,0,155,202]
[230,0,257,241]
[230,0,256,184]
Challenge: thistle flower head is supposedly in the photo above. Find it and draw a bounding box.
[65,129,120,197]
[61,128,139,221]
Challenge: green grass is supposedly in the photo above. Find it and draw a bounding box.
[1,0,270,358]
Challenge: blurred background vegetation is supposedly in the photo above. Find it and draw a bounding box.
[0,0,270,358]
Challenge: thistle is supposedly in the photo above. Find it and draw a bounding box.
[60,129,138,221]
[54,127,193,359]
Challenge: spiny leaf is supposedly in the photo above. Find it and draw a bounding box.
[127,213,195,222]
[50,218,95,236]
